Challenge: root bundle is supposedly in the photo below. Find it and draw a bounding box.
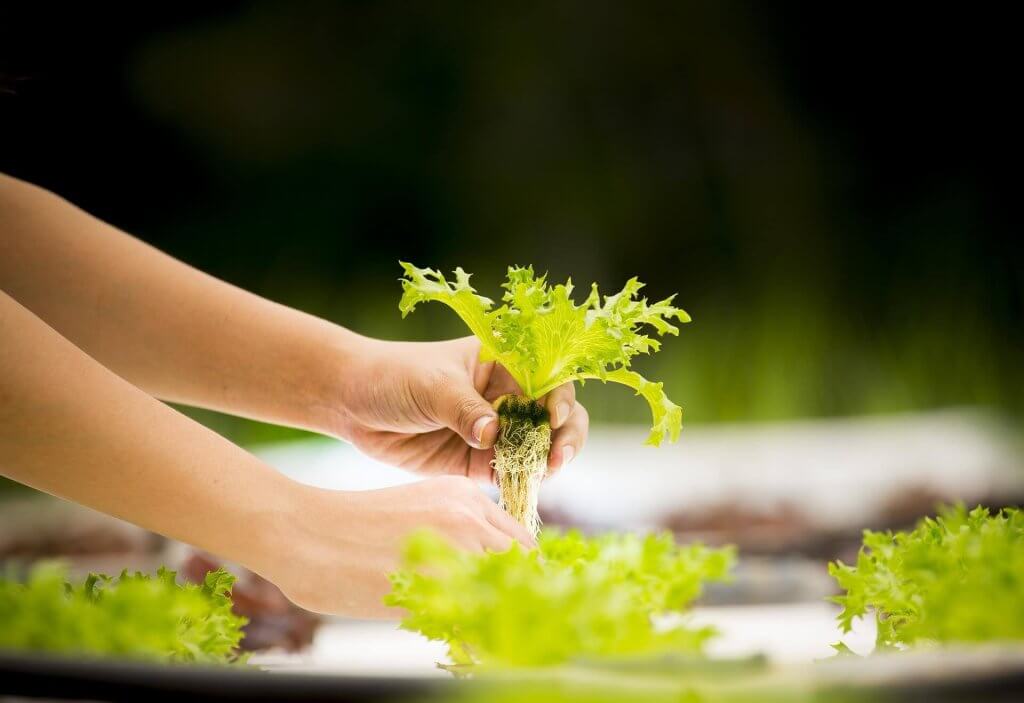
[491,395,551,538]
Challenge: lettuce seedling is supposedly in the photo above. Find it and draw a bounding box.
[829,505,1024,652]
[385,529,734,670]
[0,563,247,664]
[399,263,690,535]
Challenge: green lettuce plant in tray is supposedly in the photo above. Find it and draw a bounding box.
[386,529,735,672]
[830,505,1024,653]
[0,563,246,664]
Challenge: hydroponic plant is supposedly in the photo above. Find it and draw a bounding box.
[385,529,734,671]
[399,263,689,535]
[0,563,246,663]
[830,505,1024,652]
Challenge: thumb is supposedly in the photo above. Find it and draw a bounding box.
[428,377,499,449]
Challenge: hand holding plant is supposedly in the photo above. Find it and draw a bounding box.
[326,335,587,483]
[264,476,536,619]
[399,263,689,535]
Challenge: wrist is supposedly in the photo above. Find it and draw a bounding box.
[297,322,371,440]
[243,477,335,584]
[250,483,370,615]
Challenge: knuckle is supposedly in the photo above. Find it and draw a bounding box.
[435,502,460,528]
[434,477,480,511]
[453,395,480,431]
[437,474,475,494]
[425,371,452,400]
[445,504,479,529]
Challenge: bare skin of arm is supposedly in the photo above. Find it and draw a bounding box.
[0,172,364,434]
[0,173,587,474]
[0,289,532,617]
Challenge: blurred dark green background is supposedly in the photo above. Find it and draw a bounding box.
[2,2,1020,444]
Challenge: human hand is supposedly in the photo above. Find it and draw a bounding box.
[325,336,589,481]
[269,476,535,617]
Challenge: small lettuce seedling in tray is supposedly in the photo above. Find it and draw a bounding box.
[385,529,734,671]
[0,563,247,664]
[399,263,690,536]
[830,505,1024,653]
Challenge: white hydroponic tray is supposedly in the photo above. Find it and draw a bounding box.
[254,408,1022,531]
[251,602,877,676]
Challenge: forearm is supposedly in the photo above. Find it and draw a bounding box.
[0,173,355,433]
[0,288,308,578]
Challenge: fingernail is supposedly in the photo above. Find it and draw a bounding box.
[561,445,575,468]
[472,415,495,447]
[555,402,570,427]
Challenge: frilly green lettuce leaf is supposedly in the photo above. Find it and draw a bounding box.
[0,564,247,664]
[385,529,734,669]
[398,262,499,358]
[399,262,689,444]
[829,505,1024,652]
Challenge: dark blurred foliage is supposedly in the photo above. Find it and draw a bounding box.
[2,2,1021,442]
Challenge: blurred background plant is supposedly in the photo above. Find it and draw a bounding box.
[1,1,1019,445]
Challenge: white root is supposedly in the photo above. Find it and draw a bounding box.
[491,396,552,538]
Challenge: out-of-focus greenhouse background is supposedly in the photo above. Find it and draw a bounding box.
[2,2,1020,442]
